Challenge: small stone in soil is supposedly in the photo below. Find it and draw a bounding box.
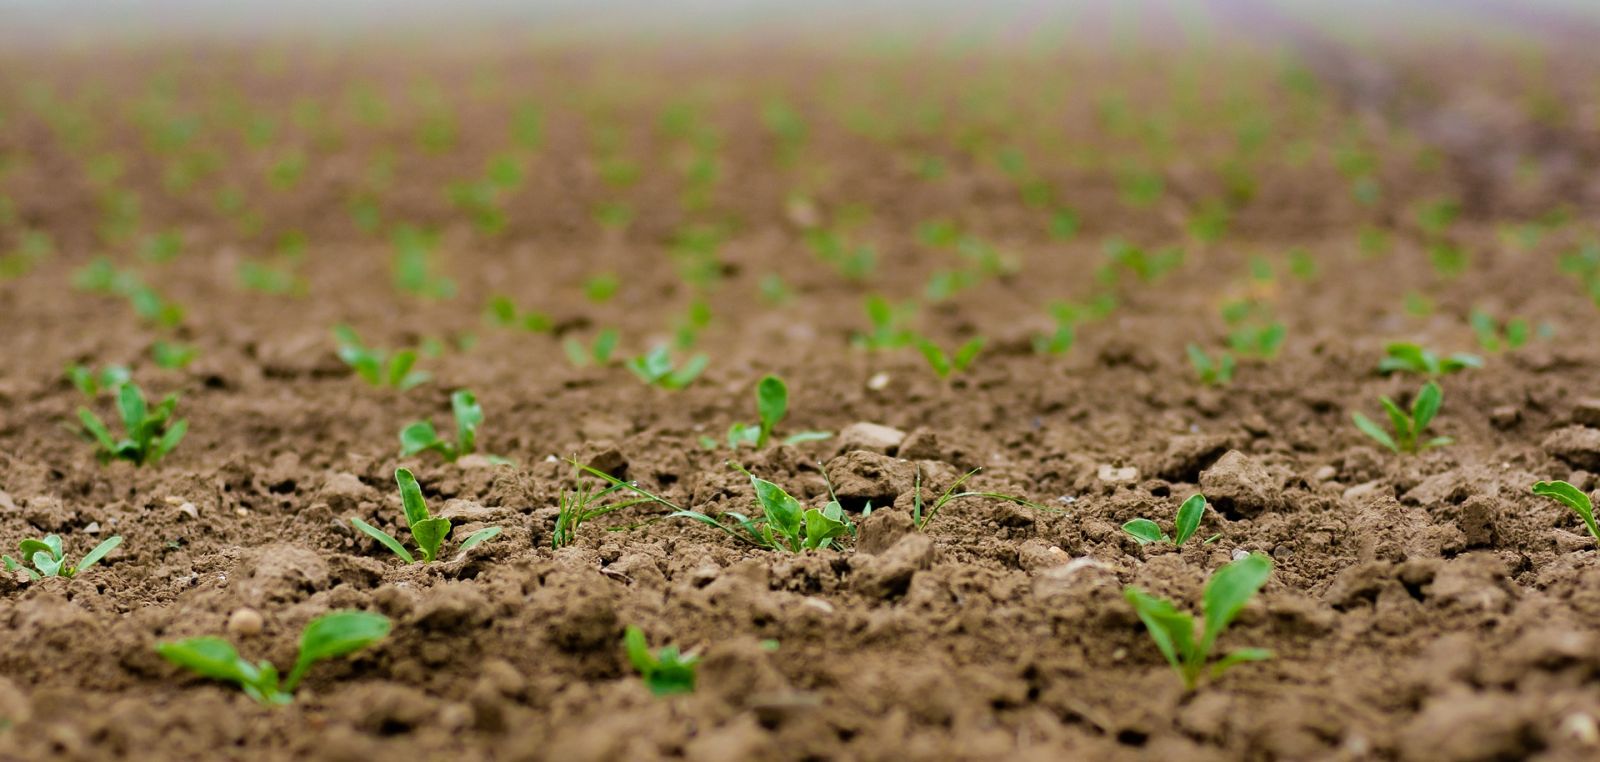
[227,608,264,637]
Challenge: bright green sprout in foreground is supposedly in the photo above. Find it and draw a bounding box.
[1377,342,1481,378]
[910,464,1047,532]
[1531,481,1600,548]
[1124,553,1274,691]
[663,463,857,552]
[626,346,709,390]
[726,375,832,449]
[1187,344,1235,387]
[66,363,130,398]
[1469,309,1529,353]
[914,335,985,380]
[1122,494,1218,546]
[563,328,620,368]
[333,325,430,390]
[156,610,390,706]
[625,625,698,696]
[350,468,501,564]
[3,534,122,580]
[1352,380,1450,454]
[78,383,187,465]
[399,390,508,464]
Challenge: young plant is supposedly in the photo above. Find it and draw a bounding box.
[668,464,853,551]
[155,610,390,706]
[915,336,985,380]
[3,534,122,580]
[626,346,708,390]
[66,363,130,398]
[399,390,507,463]
[350,468,501,564]
[552,461,666,549]
[1470,309,1529,353]
[727,375,831,449]
[333,325,430,390]
[562,328,620,368]
[1226,322,1286,360]
[1124,553,1274,691]
[151,340,198,370]
[625,625,698,696]
[851,294,917,350]
[1531,481,1600,548]
[910,465,1046,532]
[78,383,187,465]
[391,226,454,299]
[484,296,552,332]
[1122,494,1217,546]
[1187,344,1235,386]
[1377,342,1481,377]
[1352,380,1451,454]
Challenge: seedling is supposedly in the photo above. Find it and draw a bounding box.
[625,625,698,696]
[626,346,708,390]
[400,390,507,463]
[915,336,985,380]
[583,273,620,303]
[1226,322,1286,360]
[1124,553,1273,691]
[726,375,831,449]
[1531,481,1600,548]
[1352,380,1451,454]
[67,363,130,398]
[1100,238,1183,283]
[851,295,917,350]
[484,296,552,332]
[562,329,619,367]
[1377,342,1481,377]
[1033,296,1116,356]
[3,534,122,580]
[350,468,501,564]
[663,464,854,552]
[78,383,187,465]
[151,340,198,370]
[155,610,390,706]
[391,226,455,300]
[1187,344,1235,386]
[333,325,430,390]
[910,465,1046,531]
[1469,309,1529,353]
[1122,494,1218,546]
[552,460,665,549]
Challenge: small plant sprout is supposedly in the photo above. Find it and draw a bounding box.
[484,296,552,332]
[1124,553,1274,691]
[1122,494,1218,546]
[1352,380,1451,454]
[552,460,666,549]
[1531,481,1600,548]
[391,226,455,299]
[852,294,917,350]
[562,328,620,367]
[78,383,187,465]
[1377,342,1481,377]
[915,335,986,380]
[1187,344,1235,386]
[155,610,390,706]
[625,625,699,696]
[333,325,430,390]
[910,465,1046,532]
[3,534,122,580]
[66,363,130,398]
[626,346,709,390]
[1469,309,1529,353]
[151,340,198,370]
[658,464,854,552]
[727,375,832,449]
[399,390,507,464]
[350,469,501,564]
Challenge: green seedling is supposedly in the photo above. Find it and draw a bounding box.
[626,346,708,390]
[915,336,985,380]
[400,390,507,463]
[237,260,306,296]
[1049,208,1081,240]
[625,625,699,696]
[910,464,1046,531]
[584,273,620,303]
[852,294,917,350]
[484,296,552,332]
[1352,380,1450,454]
[1034,296,1117,356]
[3,534,122,580]
[67,363,130,398]
[333,325,430,390]
[1122,494,1218,546]
[151,341,198,370]
[155,610,390,706]
[726,375,831,449]
[0,229,51,279]
[1531,481,1600,548]
[562,329,620,367]
[1227,322,1286,360]
[1377,342,1480,377]
[78,383,187,465]
[663,464,855,552]
[1469,309,1529,353]
[350,468,501,564]
[552,460,664,549]
[1187,344,1235,386]
[391,226,455,299]
[1100,238,1183,283]
[1124,553,1274,691]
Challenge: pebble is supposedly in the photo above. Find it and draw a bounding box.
[1097,465,1139,483]
[177,502,199,520]
[1232,548,1251,561]
[866,372,891,391]
[83,522,100,535]
[227,607,264,637]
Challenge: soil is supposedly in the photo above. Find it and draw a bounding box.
[5,16,1600,762]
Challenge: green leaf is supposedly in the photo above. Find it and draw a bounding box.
[456,526,501,554]
[117,383,148,435]
[1173,494,1205,545]
[624,625,656,674]
[387,350,419,388]
[399,421,442,456]
[1124,587,1196,681]
[31,551,63,577]
[1351,412,1397,452]
[1533,480,1600,545]
[1199,553,1273,655]
[282,610,390,692]
[18,538,57,560]
[451,390,482,455]
[76,535,122,573]
[916,339,951,378]
[782,431,833,446]
[593,329,619,363]
[410,517,451,563]
[748,475,804,548]
[953,337,986,371]
[395,468,432,527]
[153,419,187,462]
[802,508,849,550]
[666,354,709,389]
[1121,518,1165,545]
[350,517,415,563]
[754,375,787,448]
[1411,381,1442,432]
[727,422,759,449]
[563,338,590,367]
[78,408,117,453]
[1211,647,1273,679]
[156,637,261,686]
[1378,396,1411,442]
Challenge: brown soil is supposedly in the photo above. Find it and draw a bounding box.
[5,22,1600,762]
